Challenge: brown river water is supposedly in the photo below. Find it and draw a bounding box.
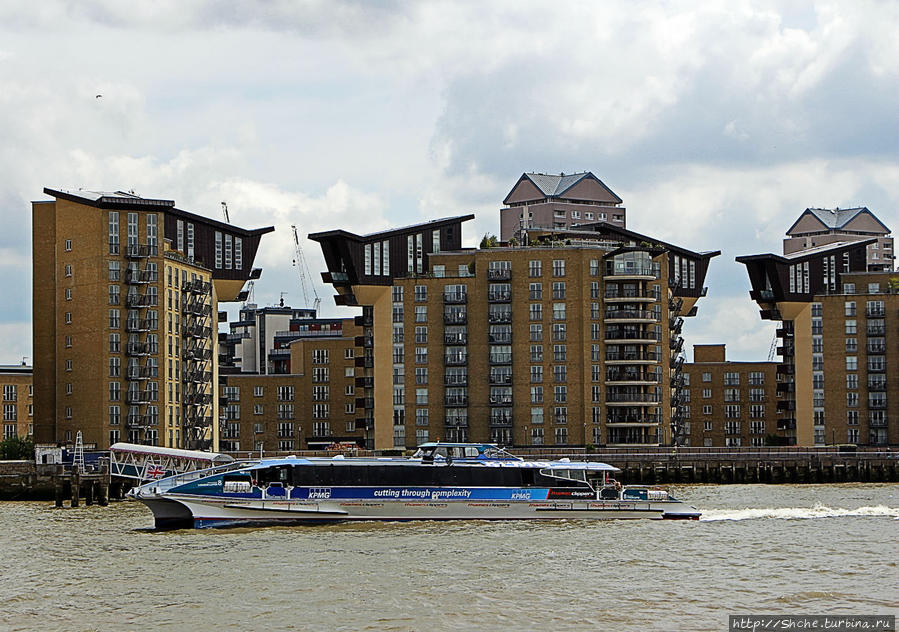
[1,484,897,631]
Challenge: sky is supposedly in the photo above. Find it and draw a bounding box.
[0,0,896,364]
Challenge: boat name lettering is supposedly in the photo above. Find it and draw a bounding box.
[372,488,472,500]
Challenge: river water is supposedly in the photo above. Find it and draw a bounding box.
[1,484,897,632]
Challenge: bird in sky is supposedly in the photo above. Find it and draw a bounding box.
[95,94,102,98]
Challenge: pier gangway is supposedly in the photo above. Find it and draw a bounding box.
[110,443,235,482]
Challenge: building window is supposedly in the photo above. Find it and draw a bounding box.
[552,259,565,277]
[64,312,72,324]
[529,303,542,321]
[528,260,542,277]
[215,231,223,269]
[64,239,72,251]
[277,386,295,401]
[224,234,232,269]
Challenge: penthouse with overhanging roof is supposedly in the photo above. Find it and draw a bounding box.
[784,206,894,271]
[499,171,625,241]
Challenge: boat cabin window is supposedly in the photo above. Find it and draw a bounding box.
[256,466,290,485]
[539,468,588,483]
[222,473,253,494]
[622,488,647,501]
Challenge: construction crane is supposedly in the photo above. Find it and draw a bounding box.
[291,225,321,313]
[221,201,230,223]
[767,332,778,361]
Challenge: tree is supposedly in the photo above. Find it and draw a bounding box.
[0,435,34,460]
[479,233,498,249]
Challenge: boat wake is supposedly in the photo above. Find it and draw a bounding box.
[700,504,899,522]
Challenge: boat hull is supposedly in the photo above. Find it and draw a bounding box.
[139,493,700,528]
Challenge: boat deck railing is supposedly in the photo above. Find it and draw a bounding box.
[139,460,256,494]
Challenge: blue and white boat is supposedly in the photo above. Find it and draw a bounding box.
[129,443,700,528]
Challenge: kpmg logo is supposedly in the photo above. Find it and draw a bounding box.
[308,487,332,499]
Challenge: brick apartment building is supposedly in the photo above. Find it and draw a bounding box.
[311,212,719,450]
[218,304,365,452]
[682,345,779,447]
[32,188,272,450]
[499,172,626,241]
[1,364,33,440]
[784,206,893,271]
[739,240,898,446]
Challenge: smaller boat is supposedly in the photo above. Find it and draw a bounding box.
[129,442,700,529]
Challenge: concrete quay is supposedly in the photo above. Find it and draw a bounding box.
[513,447,899,484]
[0,460,116,505]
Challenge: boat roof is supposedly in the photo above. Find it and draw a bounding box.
[237,455,619,472]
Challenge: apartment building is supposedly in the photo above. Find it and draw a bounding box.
[499,172,626,241]
[33,188,272,450]
[784,207,893,271]
[738,240,898,446]
[1,364,33,440]
[311,216,719,450]
[219,306,364,452]
[682,345,778,447]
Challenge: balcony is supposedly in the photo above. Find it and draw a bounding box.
[604,288,659,301]
[184,391,213,406]
[605,351,661,363]
[125,319,155,333]
[670,355,684,371]
[125,269,157,285]
[444,312,467,325]
[488,332,512,344]
[750,289,776,302]
[125,342,153,357]
[444,417,469,428]
[125,293,157,308]
[487,268,511,281]
[866,325,886,336]
[777,400,796,412]
[183,301,212,317]
[606,414,661,425]
[184,370,211,383]
[777,419,796,431]
[669,297,683,314]
[488,413,513,426]
[867,343,886,354]
[443,292,467,304]
[354,315,373,328]
[444,374,468,386]
[604,309,656,322]
[355,376,374,388]
[487,312,512,324]
[125,390,154,405]
[355,356,374,369]
[487,290,512,303]
[126,367,155,380]
[445,353,468,366]
[182,324,212,339]
[669,316,684,334]
[604,265,656,280]
[489,373,513,385]
[670,337,684,353]
[605,330,661,343]
[865,307,885,318]
[867,381,887,392]
[444,332,468,344]
[869,399,887,410]
[488,353,512,365]
[605,392,661,405]
[605,371,660,384]
[868,414,887,428]
[184,346,212,362]
[125,244,159,259]
[445,395,469,407]
[184,280,212,294]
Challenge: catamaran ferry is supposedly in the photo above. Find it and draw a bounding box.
[129,443,700,529]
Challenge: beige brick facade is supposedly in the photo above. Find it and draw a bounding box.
[683,345,779,446]
[1,367,33,440]
[219,320,364,452]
